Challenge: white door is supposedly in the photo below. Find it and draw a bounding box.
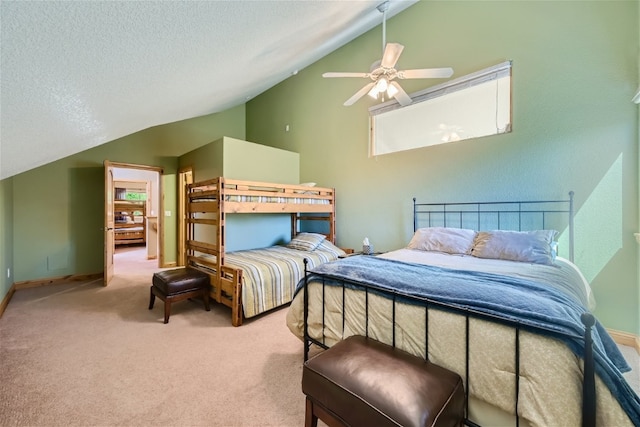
[104,162,114,285]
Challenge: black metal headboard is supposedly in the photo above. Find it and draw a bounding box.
[413,191,575,262]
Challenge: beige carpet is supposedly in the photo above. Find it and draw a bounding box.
[0,247,312,426]
[1,247,638,426]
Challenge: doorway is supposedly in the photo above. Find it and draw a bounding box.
[178,167,193,267]
[104,161,163,284]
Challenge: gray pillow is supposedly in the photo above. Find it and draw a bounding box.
[287,232,326,252]
[315,239,347,257]
[407,227,477,255]
[471,230,558,265]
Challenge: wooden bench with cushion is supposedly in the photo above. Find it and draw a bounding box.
[149,268,210,324]
[302,335,465,427]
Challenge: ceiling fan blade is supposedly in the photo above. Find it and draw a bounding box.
[323,72,369,78]
[381,43,404,69]
[390,81,412,106]
[397,67,454,79]
[344,82,376,106]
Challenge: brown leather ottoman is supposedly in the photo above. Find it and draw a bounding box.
[302,335,464,427]
[149,268,210,324]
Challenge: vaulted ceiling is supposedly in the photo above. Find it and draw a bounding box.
[0,0,417,180]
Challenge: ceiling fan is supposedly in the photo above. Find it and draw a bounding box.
[323,1,453,107]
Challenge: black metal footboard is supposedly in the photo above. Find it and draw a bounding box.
[301,260,596,427]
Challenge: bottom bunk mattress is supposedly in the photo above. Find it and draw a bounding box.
[224,240,345,318]
[114,226,145,243]
[286,250,640,427]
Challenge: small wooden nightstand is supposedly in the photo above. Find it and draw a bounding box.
[339,250,383,258]
[338,248,354,258]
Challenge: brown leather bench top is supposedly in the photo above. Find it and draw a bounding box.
[152,268,209,295]
[302,335,464,427]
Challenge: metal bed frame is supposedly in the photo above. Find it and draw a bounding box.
[303,192,597,427]
[413,191,575,261]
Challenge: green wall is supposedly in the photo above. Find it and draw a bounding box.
[223,137,299,183]
[1,1,638,336]
[637,0,640,339]
[179,136,301,251]
[0,178,14,300]
[9,105,245,284]
[246,1,640,334]
[179,136,299,183]
[179,138,224,182]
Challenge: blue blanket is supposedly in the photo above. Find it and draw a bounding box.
[297,255,640,424]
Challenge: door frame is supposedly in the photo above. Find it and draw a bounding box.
[104,161,164,275]
[104,163,115,286]
[177,167,193,267]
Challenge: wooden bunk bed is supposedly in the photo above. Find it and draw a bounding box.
[114,200,146,245]
[185,177,337,326]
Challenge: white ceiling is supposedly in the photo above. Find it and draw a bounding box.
[0,0,417,180]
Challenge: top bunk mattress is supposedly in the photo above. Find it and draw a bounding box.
[188,179,334,206]
[224,194,330,204]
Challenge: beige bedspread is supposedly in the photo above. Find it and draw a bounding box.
[286,250,633,426]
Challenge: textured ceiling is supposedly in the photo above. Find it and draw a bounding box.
[0,0,417,180]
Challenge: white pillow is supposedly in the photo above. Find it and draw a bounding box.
[407,227,477,255]
[287,232,326,252]
[295,182,317,194]
[315,239,347,258]
[471,230,558,265]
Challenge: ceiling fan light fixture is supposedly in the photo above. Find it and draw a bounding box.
[323,0,453,107]
[386,82,399,97]
[376,77,389,93]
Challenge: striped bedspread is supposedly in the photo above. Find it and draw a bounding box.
[224,245,342,318]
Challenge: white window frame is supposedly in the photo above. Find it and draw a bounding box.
[369,61,512,156]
